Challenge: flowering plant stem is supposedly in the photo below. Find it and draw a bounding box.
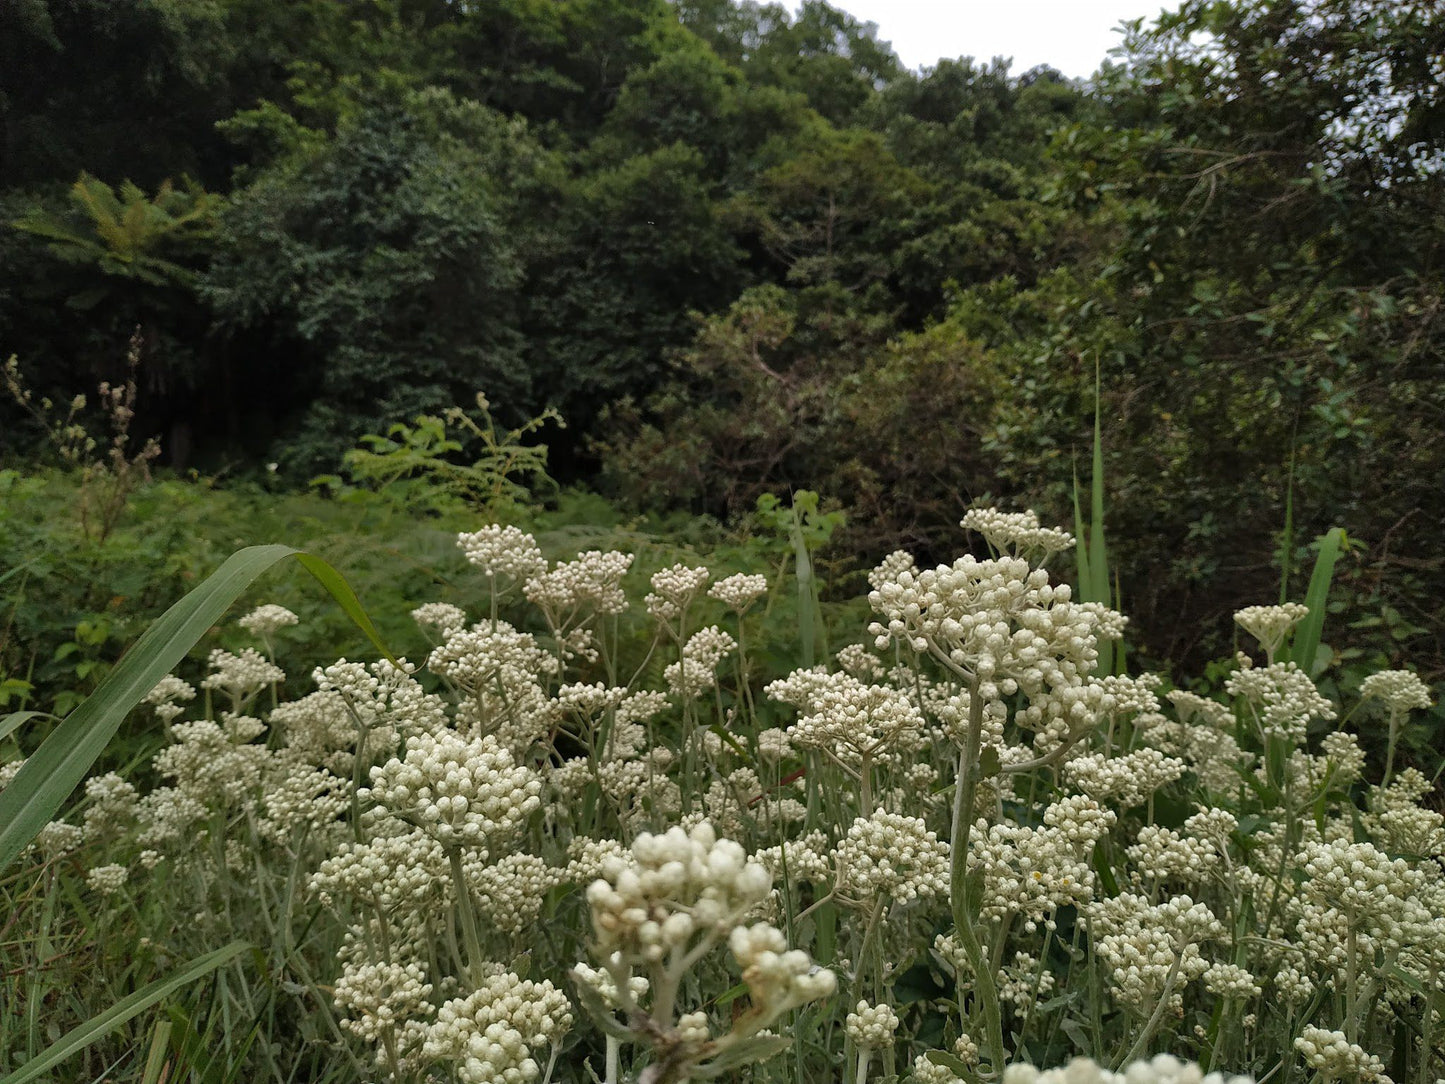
[448,846,488,988]
[950,682,1007,1075]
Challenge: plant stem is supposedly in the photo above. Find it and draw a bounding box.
[949,683,1007,1075]
[448,846,487,987]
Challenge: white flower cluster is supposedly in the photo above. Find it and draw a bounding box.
[866,545,1117,745]
[1294,1027,1390,1082]
[1002,1055,1253,1084]
[1226,661,1335,743]
[586,822,770,962]
[524,550,634,622]
[1064,748,1186,808]
[201,648,285,705]
[845,999,899,1048]
[333,959,434,1046]
[962,507,1075,560]
[1086,893,1225,1013]
[144,675,197,723]
[86,864,129,894]
[835,809,949,904]
[1359,670,1432,715]
[423,973,572,1084]
[238,603,299,638]
[457,524,547,582]
[362,731,541,849]
[970,794,1115,925]
[664,626,737,699]
[779,671,924,763]
[709,572,769,612]
[645,563,710,621]
[411,602,468,636]
[1233,603,1309,659]
[729,922,837,1014]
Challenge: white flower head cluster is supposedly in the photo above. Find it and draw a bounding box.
[709,572,769,612]
[783,671,924,763]
[729,921,837,1015]
[423,973,572,1084]
[664,626,737,699]
[866,534,1117,741]
[238,603,299,639]
[144,675,197,723]
[362,730,541,849]
[470,852,556,933]
[585,822,770,963]
[1128,808,1237,885]
[1294,1027,1390,1082]
[201,647,285,704]
[310,830,447,910]
[645,563,710,621]
[869,549,918,591]
[1086,893,1226,1013]
[411,602,469,637]
[1295,839,1431,962]
[86,864,129,894]
[571,962,650,1010]
[1002,1055,1253,1084]
[963,507,1075,561]
[835,809,949,904]
[1233,603,1309,660]
[1226,661,1335,743]
[1064,748,1186,808]
[971,794,1116,925]
[524,550,634,622]
[457,524,547,583]
[333,959,434,1046]
[845,999,899,1048]
[1359,670,1432,716]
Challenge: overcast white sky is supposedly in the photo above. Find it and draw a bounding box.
[829,1,1179,79]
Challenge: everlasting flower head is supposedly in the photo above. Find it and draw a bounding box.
[1360,669,1432,715]
[664,626,737,699]
[411,602,468,636]
[844,999,899,1048]
[835,808,949,904]
[645,563,710,620]
[423,973,572,1084]
[362,730,542,848]
[962,507,1074,562]
[585,822,771,963]
[1233,603,1309,659]
[709,572,769,612]
[202,648,285,702]
[238,603,299,638]
[456,524,547,582]
[524,550,634,620]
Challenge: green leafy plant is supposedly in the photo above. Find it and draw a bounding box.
[317,393,563,517]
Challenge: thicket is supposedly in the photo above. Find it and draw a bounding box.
[2,0,1443,679]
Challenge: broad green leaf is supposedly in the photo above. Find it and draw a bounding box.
[2,941,249,1084]
[1289,527,1344,672]
[0,545,393,874]
[0,710,53,744]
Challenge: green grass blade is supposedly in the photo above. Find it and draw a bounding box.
[1072,462,1092,594]
[0,545,393,874]
[1289,527,1344,674]
[1,941,249,1084]
[789,506,816,670]
[0,710,55,744]
[139,1020,173,1084]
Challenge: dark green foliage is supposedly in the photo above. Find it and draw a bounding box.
[2,0,1444,684]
